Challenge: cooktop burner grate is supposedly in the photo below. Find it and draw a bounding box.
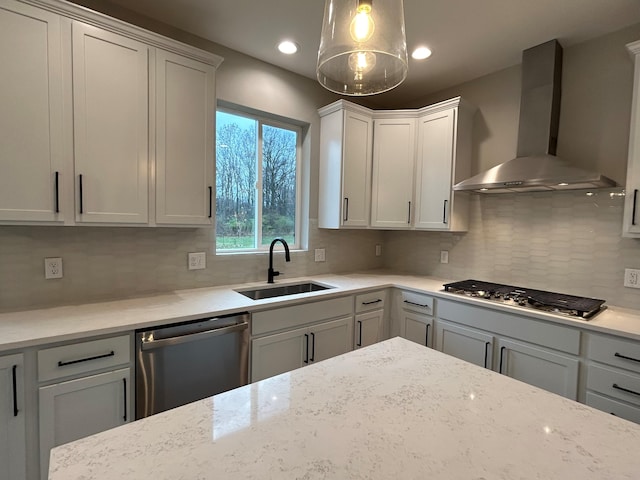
[443,279,606,319]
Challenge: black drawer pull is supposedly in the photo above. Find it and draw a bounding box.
[425,324,430,347]
[443,199,448,224]
[632,189,638,226]
[304,334,309,364]
[310,332,316,362]
[78,174,84,214]
[403,300,430,308]
[356,320,363,347]
[54,171,60,213]
[612,383,640,397]
[362,299,382,305]
[614,352,640,364]
[58,350,115,367]
[12,365,18,417]
[343,197,349,222]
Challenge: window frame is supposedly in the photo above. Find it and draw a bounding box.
[215,107,302,253]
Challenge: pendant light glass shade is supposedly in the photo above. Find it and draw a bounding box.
[317,0,408,96]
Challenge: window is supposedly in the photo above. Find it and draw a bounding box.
[216,109,301,251]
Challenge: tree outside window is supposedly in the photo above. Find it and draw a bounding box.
[216,110,300,251]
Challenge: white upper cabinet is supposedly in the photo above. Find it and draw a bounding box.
[414,98,474,231]
[155,50,215,226]
[0,0,64,223]
[318,101,373,228]
[370,116,416,229]
[623,39,640,237]
[72,22,149,224]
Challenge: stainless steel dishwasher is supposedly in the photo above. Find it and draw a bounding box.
[135,312,250,419]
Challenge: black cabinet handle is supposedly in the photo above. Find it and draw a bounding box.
[425,324,430,347]
[498,346,506,373]
[78,174,84,214]
[304,334,309,364]
[356,320,363,347]
[403,300,429,309]
[58,350,115,367]
[484,342,491,369]
[54,171,60,213]
[208,186,213,218]
[123,378,127,421]
[615,352,640,363]
[632,189,638,226]
[310,332,315,362]
[343,197,349,222]
[12,365,18,417]
[362,299,382,305]
[443,199,448,224]
[613,383,640,397]
[407,201,411,223]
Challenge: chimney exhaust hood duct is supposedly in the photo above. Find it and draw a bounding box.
[453,39,616,193]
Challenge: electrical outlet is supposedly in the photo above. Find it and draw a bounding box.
[624,268,640,288]
[44,257,63,279]
[375,244,382,257]
[440,250,449,264]
[188,252,206,270]
[314,248,326,262]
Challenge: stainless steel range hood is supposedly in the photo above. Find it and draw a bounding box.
[453,40,616,193]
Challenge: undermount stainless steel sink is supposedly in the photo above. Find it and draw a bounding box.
[235,282,333,300]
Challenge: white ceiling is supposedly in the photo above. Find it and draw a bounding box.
[106,0,640,106]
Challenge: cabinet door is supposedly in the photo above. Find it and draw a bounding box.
[0,1,64,222]
[155,50,215,225]
[341,110,373,227]
[414,109,454,229]
[72,22,149,224]
[623,43,640,237]
[401,311,434,348]
[436,319,494,368]
[370,118,415,229]
[251,327,306,382]
[39,368,131,479]
[0,354,26,480]
[497,338,578,400]
[310,316,353,363]
[354,310,383,349]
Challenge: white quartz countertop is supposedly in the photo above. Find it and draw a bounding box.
[48,337,640,480]
[2,271,640,352]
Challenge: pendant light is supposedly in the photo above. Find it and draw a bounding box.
[317,0,408,96]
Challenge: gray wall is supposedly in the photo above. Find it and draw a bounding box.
[384,24,640,310]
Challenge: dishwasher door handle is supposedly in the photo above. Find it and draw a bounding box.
[140,321,249,351]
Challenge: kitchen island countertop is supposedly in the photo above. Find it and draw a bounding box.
[49,337,640,479]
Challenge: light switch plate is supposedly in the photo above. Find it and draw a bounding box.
[314,248,326,262]
[45,257,63,279]
[440,250,449,264]
[188,252,206,270]
[375,244,382,256]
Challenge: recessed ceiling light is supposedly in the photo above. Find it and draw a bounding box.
[411,46,432,60]
[278,41,299,55]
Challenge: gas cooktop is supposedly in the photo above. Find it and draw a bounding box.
[443,279,606,319]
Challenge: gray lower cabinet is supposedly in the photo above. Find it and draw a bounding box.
[251,316,353,382]
[0,354,26,480]
[398,290,435,348]
[354,310,384,349]
[435,299,581,400]
[37,334,132,479]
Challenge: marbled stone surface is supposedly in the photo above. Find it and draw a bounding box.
[49,337,640,480]
[2,272,640,352]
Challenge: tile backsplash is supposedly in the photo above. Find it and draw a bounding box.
[384,188,640,310]
[0,220,384,312]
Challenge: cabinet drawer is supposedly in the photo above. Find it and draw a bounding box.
[355,290,387,313]
[588,333,640,373]
[587,364,640,407]
[252,296,353,336]
[586,391,640,424]
[38,335,131,382]
[400,291,434,315]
